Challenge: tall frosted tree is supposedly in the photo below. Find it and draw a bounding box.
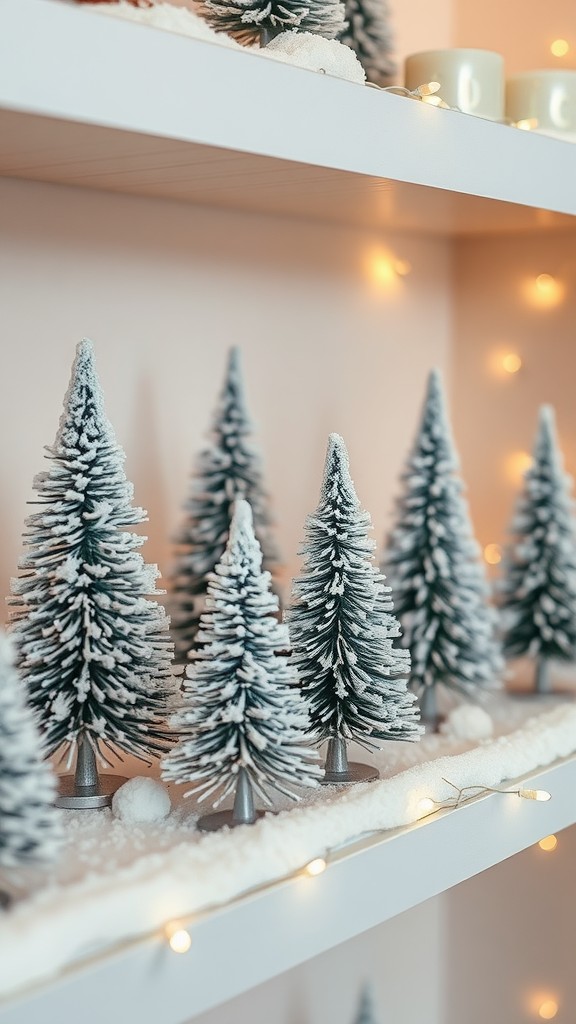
[172,347,278,661]
[9,340,174,808]
[0,631,61,872]
[197,0,346,46]
[340,0,395,86]
[500,405,576,692]
[287,433,420,785]
[163,499,320,831]
[383,370,502,724]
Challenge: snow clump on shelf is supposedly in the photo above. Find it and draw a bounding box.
[112,777,172,825]
[440,705,494,742]
[262,32,366,83]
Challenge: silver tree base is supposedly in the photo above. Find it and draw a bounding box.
[55,774,128,809]
[322,761,379,786]
[321,736,379,786]
[197,809,266,832]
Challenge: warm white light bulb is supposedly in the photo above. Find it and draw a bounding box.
[536,273,556,293]
[417,797,436,816]
[484,543,502,566]
[502,353,522,374]
[506,450,534,484]
[519,788,551,801]
[417,81,441,96]
[550,38,569,57]
[527,272,564,309]
[538,834,558,852]
[167,928,192,954]
[305,857,327,877]
[538,999,559,1020]
[516,118,538,131]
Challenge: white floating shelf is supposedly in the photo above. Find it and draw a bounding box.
[0,0,575,234]
[1,755,576,1024]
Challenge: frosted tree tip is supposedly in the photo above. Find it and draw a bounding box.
[72,338,98,383]
[229,497,254,541]
[77,338,95,358]
[427,366,444,395]
[539,404,556,430]
[355,982,378,1024]
[227,345,242,378]
[322,433,354,495]
[327,432,349,462]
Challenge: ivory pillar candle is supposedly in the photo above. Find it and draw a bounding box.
[405,49,504,120]
[506,71,576,141]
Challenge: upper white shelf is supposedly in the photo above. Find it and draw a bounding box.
[0,0,575,235]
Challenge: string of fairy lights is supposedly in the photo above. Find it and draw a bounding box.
[157,779,561,1017]
[161,781,552,935]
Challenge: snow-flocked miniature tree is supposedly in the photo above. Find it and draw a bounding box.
[9,340,174,807]
[383,370,502,724]
[171,347,278,661]
[500,405,576,693]
[0,631,62,870]
[197,0,346,46]
[287,433,420,785]
[353,984,380,1024]
[163,499,320,830]
[340,0,395,86]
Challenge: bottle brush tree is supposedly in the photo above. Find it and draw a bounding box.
[383,370,502,725]
[9,340,174,808]
[0,631,62,875]
[171,346,278,661]
[163,499,321,831]
[197,0,346,46]
[500,405,576,692]
[287,433,421,785]
[340,0,395,86]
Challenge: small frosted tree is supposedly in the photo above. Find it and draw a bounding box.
[353,984,380,1024]
[171,347,278,661]
[287,433,420,785]
[0,631,61,870]
[500,406,576,692]
[9,340,174,807]
[163,499,320,830]
[340,0,395,86]
[197,0,346,46]
[383,370,502,724]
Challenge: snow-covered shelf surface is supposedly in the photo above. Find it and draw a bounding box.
[1,695,576,1024]
[0,0,575,236]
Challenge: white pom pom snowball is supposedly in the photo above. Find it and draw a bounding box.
[262,33,366,84]
[440,705,494,742]
[112,777,171,825]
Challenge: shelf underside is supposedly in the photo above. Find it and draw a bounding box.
[0,0,575,236]
[0,109,574,236]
